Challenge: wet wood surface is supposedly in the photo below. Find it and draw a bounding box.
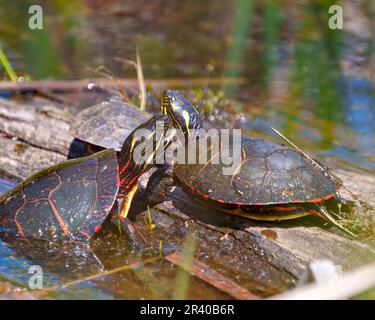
[1,93,375,298]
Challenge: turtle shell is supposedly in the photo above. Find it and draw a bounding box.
[174,137,339,205]
[0,149,119,241]
[73,98,151,151]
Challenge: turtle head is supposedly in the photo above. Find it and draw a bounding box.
[162,90,202,143]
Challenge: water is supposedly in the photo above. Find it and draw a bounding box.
[0,0,374,298]
[0,176,232,299]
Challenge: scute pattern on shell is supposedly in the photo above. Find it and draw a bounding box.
[74,99,150,151]
[174,137,339,205]
[0,149,119,241]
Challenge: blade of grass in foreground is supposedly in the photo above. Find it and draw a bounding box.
[0,47,17,82]
[172,232,197,300]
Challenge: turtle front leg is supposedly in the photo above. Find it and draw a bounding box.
[145,165,175,205]
[111,184,147,247]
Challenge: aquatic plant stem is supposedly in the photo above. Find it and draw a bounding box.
[0,47,17,82]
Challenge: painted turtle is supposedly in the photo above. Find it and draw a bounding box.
[73,96,151,152]
[0,114,173,242]
[147,90,355,237]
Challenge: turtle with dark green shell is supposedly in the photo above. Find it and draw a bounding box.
[146,90,355,237]
[73,96,151,151]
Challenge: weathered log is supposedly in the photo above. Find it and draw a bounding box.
[0,77,247,92]
[0,97,73,155]
[1,95,375,297]
[0,97,86,178]
[0,136,67,179]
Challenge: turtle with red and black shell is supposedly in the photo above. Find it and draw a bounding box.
[146,90,356,237]
[0,113,173,243]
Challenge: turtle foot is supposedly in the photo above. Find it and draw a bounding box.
[111,216,148,249]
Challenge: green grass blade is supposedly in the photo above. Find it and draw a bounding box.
[172,233,197,300]
[0,47,17,82]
